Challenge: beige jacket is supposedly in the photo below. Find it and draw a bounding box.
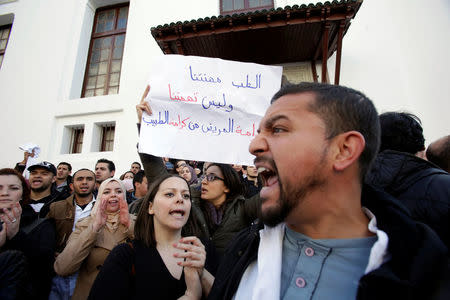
[54,215,135,300]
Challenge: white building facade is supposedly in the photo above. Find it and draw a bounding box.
[0,0,449,175]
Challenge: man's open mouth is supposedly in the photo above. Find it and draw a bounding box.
[258,166,278,187]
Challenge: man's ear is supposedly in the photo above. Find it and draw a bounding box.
[51,176,57,184]
[111,170,115,177]
[69,183,74,192]
[332,131,365,172]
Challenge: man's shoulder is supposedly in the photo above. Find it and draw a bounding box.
[209,221,263,299]
[48,195,74,217]
[362,185,447,271]
[426,170,450,187]
[227,220,262,248]
[128,198,143,213]
[49,195,74,209]
[214,220,262,270]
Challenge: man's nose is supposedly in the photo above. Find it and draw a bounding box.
[249,133,268,156]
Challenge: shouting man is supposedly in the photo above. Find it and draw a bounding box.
[209,83,448,300]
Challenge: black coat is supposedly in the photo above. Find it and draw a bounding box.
[3,204,56,300]
[366,150,450,248]
[208,185,449,300]
[0,250,30,300]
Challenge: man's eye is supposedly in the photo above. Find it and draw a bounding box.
[272,127,285,133]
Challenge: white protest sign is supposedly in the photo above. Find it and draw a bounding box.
[139,55,283,165]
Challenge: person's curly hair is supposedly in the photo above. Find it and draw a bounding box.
[379,112,425,154]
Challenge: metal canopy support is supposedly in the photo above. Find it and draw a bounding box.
[163,41,172,54]
[334,20,345,85]
[176,40,184,54]
[321,22,330,83]
[311,60,318,82]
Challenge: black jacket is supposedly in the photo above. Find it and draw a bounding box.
[208,185,449,300]
[366,150,450,248]
[3,204,56,300]
[0,250,31,300]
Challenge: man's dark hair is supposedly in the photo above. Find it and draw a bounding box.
[72,168,95,179]
[96,158,115,172]
[271,82,380,181]
[378,112,425,154]
[133,170,146,190]
[132,162,141,168]
[426,135,450,172]
[57,162,72,172]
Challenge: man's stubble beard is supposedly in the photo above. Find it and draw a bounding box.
[260,147,329,227]
[31,182,52,194]
[75,191,93,198]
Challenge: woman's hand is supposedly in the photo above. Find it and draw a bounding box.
[92,199,107,232]
[174,237,214,297]
[173,236,206,277]
[175,237,206,300]
[0,202,21,240]
[118,198,130,228]
[0,221,6,248]
[180,266,202,300]
[136,85,152,123]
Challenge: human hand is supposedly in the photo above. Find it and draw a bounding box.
[92,199,107,232]
[20,151,30,164]
[0,221,6,248]
[173,236,206,278]
[0,202,21,240]
[136,85,152,123]
[181,266,202,300]
[119,198,130,228]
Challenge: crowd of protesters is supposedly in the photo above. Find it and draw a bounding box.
[0,82,449,300]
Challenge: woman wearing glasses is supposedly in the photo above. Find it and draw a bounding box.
[135,86,260,257]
